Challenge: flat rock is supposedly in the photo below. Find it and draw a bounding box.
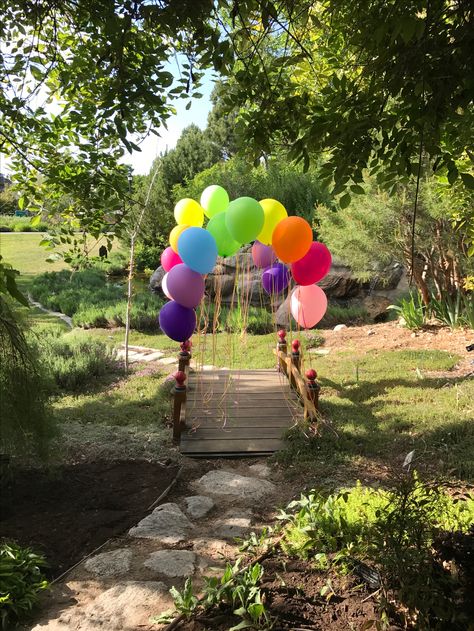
[196,470,275,500]
[31,582,171,631]
[184,495,215,519]
[84,548,132,577]
[333,324,348,331]
[129,502,193,543]
[85,581,170,629]
[215,510,253,539]
[248,463,271,478]
[144,550,196,577]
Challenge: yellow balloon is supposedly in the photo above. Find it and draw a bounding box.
[169,224,189,253]
[174,198,204,227]
[257,199,288,245]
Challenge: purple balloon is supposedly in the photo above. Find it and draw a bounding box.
[159,301,196,342]
[252,240,276,269]
[166,263,205,308]
[262,263,290,295]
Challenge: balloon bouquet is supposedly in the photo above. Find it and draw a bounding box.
[158,186,332,342]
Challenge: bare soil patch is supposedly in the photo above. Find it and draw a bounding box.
[0,460,179,577]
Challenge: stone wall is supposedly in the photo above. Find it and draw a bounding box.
[149,249,407,326]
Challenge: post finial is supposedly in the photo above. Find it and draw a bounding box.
[180,339,192,353]
[306,368,317,383]
[278,329,286,342]
[292,339,301,353]
[174,370,187,387]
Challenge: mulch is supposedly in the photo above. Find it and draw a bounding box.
[0,460,179,578]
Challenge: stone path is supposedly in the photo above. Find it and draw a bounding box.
[29,462,278,631]
[28,296,73,328]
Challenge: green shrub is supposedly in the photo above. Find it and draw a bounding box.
[324,303,369,325]
[0,298,55,460]
[279,474,474,629]
[0,542,49,629]
[30,326,117,391]
[0,225,12,232]
[388,291,425,329]
[13,223,33,232]
[429,289,464,329]
[134,244,161,272]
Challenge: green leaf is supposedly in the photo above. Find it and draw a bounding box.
[30,214,41,226]
[18,197,25,210]
[339,193,351,209]
[350,184,365,195]
[185,101,192,111]
[460,172,474,189]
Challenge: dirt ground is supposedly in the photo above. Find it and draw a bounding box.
[321,320,473,374]
[0,461,179,577]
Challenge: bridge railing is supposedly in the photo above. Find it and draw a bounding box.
[172,341,191,443]
[272,329,320,421]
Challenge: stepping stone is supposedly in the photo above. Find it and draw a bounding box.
[196,470,275,500]
[248,463,271,478]
[31,582,171,631]
[215,510,252,540]
[158,356,177,365]
[184,495,215,519]
[85,581,170,630]
[144,550,196,577]
[129,502,193,544]
[84,548,132,577]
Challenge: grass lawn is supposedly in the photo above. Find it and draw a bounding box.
[276,347,474,482]
[0,232,116,275]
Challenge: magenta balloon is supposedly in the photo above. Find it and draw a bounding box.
[166,263,205,308]
[252,240,276,269]
[290,285,328,328]
[291,242,332,286]
[159,301,196,342]
[161,246,182,272]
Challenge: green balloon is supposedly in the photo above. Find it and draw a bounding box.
[225,197,264,244]
[200,185,230,219]
[206,212,241,257]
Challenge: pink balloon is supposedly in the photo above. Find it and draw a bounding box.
[290,285,328,329]
[161,246,182,272]
[292,242,332,286]
[252,240,276,269]
[161,273,172,300]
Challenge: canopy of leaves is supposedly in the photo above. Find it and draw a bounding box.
[219,0,474,202]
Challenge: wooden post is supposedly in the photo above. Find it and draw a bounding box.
[290,339,301,388]
[305,368,320,413]
[178,339,192,372]
[172,370,186,443]
[277,329,288,374]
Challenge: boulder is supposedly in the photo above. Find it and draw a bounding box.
[318,265,362,298]
[195,470,275,500]
[149,266,166,294]
[361,295,392,321]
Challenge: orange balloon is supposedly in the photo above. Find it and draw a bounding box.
[272,216,313,263]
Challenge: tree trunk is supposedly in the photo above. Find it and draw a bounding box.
[124,235,136,374]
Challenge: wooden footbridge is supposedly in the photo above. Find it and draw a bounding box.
[171,332,320,457]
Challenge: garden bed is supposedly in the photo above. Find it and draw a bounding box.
[0,460,179,578]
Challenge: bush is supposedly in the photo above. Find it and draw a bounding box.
[279,474,474,629]
[30,325,117,391]
[134,244,161,273]
[0,298,55,460]
[0,542,49,629]
[0,215,49,232]
[388,292,426,330]
[324,303,369,325]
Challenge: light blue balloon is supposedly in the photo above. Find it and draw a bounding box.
[177,227,217,274]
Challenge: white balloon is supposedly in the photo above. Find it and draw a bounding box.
[161,272,173,300]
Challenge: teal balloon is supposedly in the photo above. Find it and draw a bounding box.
[225,197,264,244]
[177,227,217,274]
[207,212,241,257]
